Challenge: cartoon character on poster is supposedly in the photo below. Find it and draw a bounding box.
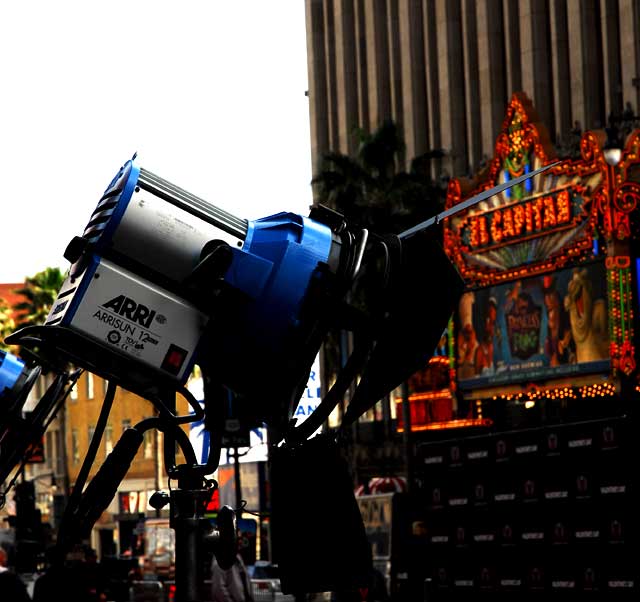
[456,290,500,378]
[503,280,542,361]
[474,296,498,374]
[542,275,574,366]
[456,292,479,379]
[563,267,609,363]
[456,262,609,387]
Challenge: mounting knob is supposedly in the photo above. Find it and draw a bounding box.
[148,490,171,510]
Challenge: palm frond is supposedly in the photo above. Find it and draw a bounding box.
[13,267,65,329]
[358,120,405,179]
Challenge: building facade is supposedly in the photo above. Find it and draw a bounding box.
[305,0,640,177]
[306,1,640,598]
[16,369,193,559]
[64,372,165,557]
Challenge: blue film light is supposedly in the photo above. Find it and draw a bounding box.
[0,350,25,398]
[229,211,333,339]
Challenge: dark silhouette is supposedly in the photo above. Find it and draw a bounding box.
[0,545,31,602]
[33,544,107,602]
[312,120,447,383]
[210,553,254,602]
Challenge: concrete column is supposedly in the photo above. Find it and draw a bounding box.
[549,0,572,140]
[322,0,340,151]
[567,0,604,130]
[354,0,370,134]
[387,0,404,141]
[305,0,330,175]
[399,0,428,164]
[334,0,359,154]
[364,0,391,128]
[619,0,640,115]
[423,0,443,175]
[600,0,623,120]
[435,0,468,175]
[477,0,507,161]
[503,0,522,95]
[461,0,482,172]
[520,0,554,132]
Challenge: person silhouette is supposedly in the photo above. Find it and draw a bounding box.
[210,552,254,602]
[0,545,31,602]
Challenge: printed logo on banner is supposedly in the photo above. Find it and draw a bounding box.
[292,357,322,424]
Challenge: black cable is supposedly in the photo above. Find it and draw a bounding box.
[70,380,116,508]
[57,380,117,558]
[135,416,198,466]
[148,383,205,425]
[71,428,144,541]
[0,369,81,507]
[285,338,372,444]
[40,369,82,433]
[60,408,201,547]
[285,238,392,443]
[201,373,225,475]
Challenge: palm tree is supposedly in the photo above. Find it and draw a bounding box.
[311,120,446,235]
[312,122,451,493]
[312,121,447,384]
[13,267,65,328]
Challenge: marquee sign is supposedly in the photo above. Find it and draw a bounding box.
[444,93,601,286]
[460,186,582,251]
[444,92,640,388]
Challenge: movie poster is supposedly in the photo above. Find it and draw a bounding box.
[456,261,610,388]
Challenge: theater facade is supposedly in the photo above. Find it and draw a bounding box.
[408,93,640,597]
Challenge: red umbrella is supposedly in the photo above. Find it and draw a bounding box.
[368,476,407,494]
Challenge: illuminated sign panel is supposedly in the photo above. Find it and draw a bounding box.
[444,93,600,286]
[462,188,577,251]
[443,92,640,390]
[456,261,610,389]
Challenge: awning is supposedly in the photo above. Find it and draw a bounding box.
[354,476,407,496]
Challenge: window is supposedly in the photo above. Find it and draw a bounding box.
[86,373,94,399]
[88,424,96,446]
[359,406,375,423]
[45,431,53,469]
[143,427,154,459]
[71,429,80,464]
[70,381,78,401]
[122,419,131,434]
[390,388,399,420]
[374,399,385,422]
[105,425,113,456]
[55,431,64,475]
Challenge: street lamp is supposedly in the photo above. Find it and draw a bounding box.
[603,146,622,167]
[603,119,623,166]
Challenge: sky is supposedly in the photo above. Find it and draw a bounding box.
[0,2,313,283]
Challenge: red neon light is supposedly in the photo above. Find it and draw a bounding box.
[397,418,493,432]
